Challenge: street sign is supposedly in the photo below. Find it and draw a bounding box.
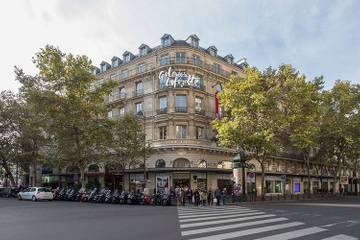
[340,176,348,185]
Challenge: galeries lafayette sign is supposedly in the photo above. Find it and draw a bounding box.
[159,67,201,88]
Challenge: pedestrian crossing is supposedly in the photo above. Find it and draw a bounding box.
[177,206,359,240]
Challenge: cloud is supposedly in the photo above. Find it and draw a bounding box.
[0,0,359,92]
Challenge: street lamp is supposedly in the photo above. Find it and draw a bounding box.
[233,151,248,199]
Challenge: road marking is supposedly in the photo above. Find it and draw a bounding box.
[179,212,267,223]
[178,209,255,216]
[284,203,360,208]
[321,234,359,240]
[179,210,257,219]
[178,207,246,212]
[253,226,327,240]
[181,217,288,236]
[186,222,304,240]
[180,214,276,228]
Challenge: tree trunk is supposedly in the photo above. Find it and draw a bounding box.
[260,163,265,201]
[80,167,85,188]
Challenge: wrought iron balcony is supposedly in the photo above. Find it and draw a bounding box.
[175,107,187,113]
[156,108,168,114]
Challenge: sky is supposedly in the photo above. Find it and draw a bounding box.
[1,0,359,92]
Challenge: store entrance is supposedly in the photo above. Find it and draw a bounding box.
[173,179,190,189]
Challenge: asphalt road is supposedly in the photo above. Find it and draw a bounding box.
[0,198,180,240]
[0,197,359,240]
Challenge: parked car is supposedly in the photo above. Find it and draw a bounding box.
[0,187,19,198]
[18,187,54,201]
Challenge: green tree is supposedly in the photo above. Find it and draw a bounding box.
[17,45,115,187]
[320,80,360,193]
[0,91,22,186]
[109,114,153,186]
[276,64,324,195]
[213,66,282,199]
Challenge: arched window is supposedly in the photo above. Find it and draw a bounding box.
[88,164,99,173]
[197,160,207,168]
[173,158,190,168]
[155,159,166,168]
[66,166,80,174]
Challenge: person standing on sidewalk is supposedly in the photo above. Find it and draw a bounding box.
[215,188,221,206]
[207,189,213,206]
[221,188,227,205]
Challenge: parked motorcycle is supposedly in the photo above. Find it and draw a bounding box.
[111,189,120,204]
[83,188,98,202]
[119,191,128,204]
[126,191,138,204]
[104,189,113,204]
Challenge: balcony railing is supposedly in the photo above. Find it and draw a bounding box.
[160,83,206,92]
[105,92,126,104]
[134,89,143,97]
[158,57,231,78]
[175,107,187,113]
[156,108,168,114]
[152,138,212,147]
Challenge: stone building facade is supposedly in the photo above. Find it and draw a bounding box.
[31,34,359,196]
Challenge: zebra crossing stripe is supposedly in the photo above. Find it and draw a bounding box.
[178,206,247,211]
[185,221,304,240]
[178,208,249,214]
[181,217,288,236]
[180,214,276,228]
[179,210,257,219]
[321,234,359,240]
[178,209,255,216]
[253,226,327,240]
[179,212,267,223]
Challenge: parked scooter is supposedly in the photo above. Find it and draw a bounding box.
[126,191,138,204]
[83,188,98,202]
[111,189,120,204]
[94,188,107,203]
[104,189,113,204]
[119,191,128,204]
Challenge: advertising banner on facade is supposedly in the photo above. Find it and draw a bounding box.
[156,176,169,193]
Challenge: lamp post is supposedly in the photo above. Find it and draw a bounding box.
[233,151,248,200]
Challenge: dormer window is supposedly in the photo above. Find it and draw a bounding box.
[207,46,218,57]
[100,61,110,73]
[191,38,199,48]
[140,47,147,57]
[186,34,200,48]
[224,54,234,64]
[164,37,171,47]
[111,57,121,68]
[161,34,174,47]
[124,54,130,63]
[92,67,100,75]
[123,51,134,64]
